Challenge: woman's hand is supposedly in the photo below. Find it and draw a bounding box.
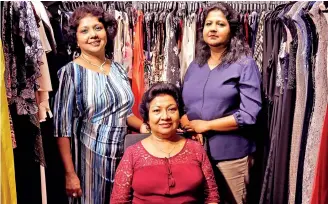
[180,114,194,132]
[189,120,211,133]
[65,172,82,198]
[140,123,150,133]
[191,133,204,145]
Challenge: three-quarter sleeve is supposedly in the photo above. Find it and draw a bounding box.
[200,146,220,203]
[233,58,262,127]
[53,67,75,137]
[111,147,134,203]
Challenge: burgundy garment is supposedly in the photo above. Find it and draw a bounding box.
[311,106,328,204]
[111,139,219,204]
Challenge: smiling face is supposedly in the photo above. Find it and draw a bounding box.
[148,94,180,138]
[76,15,107,55]
[203,9,231,48]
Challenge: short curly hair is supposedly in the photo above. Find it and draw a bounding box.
[65,5,118,59]
[195,2,251,66]
[139,82,184,123]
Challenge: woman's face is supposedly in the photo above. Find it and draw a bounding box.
[203,9,231,48]
[148,94,180,138]
[76,15,107,55]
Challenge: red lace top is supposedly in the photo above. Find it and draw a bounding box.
[110,139,219,204]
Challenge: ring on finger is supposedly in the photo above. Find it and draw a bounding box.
[72,193,77,197]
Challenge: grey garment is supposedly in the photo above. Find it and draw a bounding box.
[302,3,328,204]
[163,12,181,88]
[253,11,268,73]
[288,3,312,203]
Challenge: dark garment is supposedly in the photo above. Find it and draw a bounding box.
[10,104,43,204]
[164,12,181,87]
[267,5,297,204]
[182,57,262,161]
[271,20,297,204]
[259,4,287,204]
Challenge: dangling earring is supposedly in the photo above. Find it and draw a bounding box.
[67,44,72,55]
[145,123,151,133]
[73,44,81,59]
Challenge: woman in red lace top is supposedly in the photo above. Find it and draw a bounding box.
[110,82,219,204]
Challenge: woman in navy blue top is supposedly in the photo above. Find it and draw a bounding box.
[181,3,262,203]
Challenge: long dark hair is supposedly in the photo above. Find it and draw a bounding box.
[65,5,118,59]
[195,2,251,66]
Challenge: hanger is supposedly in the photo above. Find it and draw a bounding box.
[187,2,191,15]
[155,3,159,12]
[194,2,199,13]
[323,1,328,12]
[73,2,77,10]
[61,2,67,11]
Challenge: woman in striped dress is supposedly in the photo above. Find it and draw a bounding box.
[53,5,148,204]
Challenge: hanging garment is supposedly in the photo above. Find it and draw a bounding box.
[325,8,328,97]
[254,11,268,73]
[163,12,181,87]
[144,10,153,91]
[295,4,319,203]
[311,106,328,204]
[250,11,259,53]
[149,10,167,86]
[132,10,144,119]
[114,10,124,65]
[287,2,311,203]
[31,1,54,122]
[2,1,44,115]
[31,1,57,50]
[302,3,328,204]
[53,62,134,204]
[268,5,298,204]
[180,13,197,82]
[122,12,133,79]
[0,40,17,204]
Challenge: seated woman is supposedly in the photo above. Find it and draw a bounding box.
[110,82,219,204]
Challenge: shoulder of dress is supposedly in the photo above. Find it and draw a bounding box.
[58,61,75,76]
[185,139,205,152]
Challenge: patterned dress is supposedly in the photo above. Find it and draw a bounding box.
[53,61,134,204]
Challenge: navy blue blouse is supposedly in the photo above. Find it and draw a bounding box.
[182,56,262,161]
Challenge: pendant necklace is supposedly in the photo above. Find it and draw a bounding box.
[81,54,107,74]
[151,135,179,158]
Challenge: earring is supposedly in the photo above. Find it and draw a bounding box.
[73,51,80,59]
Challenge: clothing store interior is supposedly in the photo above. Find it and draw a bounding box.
[1,1,328,204]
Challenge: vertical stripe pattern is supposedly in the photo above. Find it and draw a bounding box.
[53,62,134,204]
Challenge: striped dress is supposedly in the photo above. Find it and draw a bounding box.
[53,61,134,204]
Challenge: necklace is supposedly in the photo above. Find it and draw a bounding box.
[150,136,179,158]
[81,54,107,74]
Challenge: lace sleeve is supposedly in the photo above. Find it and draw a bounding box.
[201,147,220,204]
[111,147,134,204]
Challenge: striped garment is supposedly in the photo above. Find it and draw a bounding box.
[53,61,134,204]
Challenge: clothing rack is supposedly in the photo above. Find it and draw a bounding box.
[43,1,287,16]
[42,1,133,11]
[133,1,287,14]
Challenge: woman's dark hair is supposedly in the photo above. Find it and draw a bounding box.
[139,82,184,123]
[195,2,251,66]
[65,5,118,59]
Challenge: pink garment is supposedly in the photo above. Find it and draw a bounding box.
[111,139,219,204]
